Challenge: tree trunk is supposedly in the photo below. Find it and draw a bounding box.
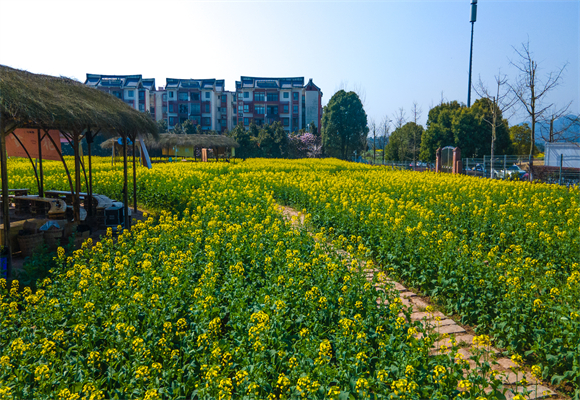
[132,139,137,214]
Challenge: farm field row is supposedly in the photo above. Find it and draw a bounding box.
[1,157,579,398]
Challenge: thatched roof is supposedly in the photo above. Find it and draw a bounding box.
[101,134,239,150]
[0,65,158,137]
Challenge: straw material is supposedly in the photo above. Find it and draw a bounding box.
[101,134,239,150]
[0,65,158,137]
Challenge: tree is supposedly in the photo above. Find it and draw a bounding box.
[157,119,168,133]
[321,90,369,160]
[475,72,516,176]
[368,119,377,164]
[410,102,422,168]
[308,121,319,137]
[181,119,196,135]
[419,101,462,161]
[510,123,539,155]
[257,122,288,158]
[228,123,255,159]
[385,122,423,162]
[509,40,567,179]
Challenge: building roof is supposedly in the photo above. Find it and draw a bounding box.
[165,78,225,91]
[85,74,155,91]
[235,76,305,90]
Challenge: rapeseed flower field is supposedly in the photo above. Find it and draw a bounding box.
[1,157,578,399]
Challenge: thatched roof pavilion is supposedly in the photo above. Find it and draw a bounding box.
[101,133,239,151]
[0,65,158,277]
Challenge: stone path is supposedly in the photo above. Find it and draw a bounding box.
[277,205,564,400]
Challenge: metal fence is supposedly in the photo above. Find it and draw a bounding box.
[463,154,580,186]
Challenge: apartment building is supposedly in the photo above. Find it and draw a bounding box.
[85,74,155,116]
[157,78,234,132]
[86,74,323,133]
[235,76,323,132]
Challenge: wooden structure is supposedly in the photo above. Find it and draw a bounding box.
[0,65,158,278]
[102,134,240,162]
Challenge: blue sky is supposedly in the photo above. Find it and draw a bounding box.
[0,0,578,129]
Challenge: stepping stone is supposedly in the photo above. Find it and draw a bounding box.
[496,358,518,370]
[410,311,445,320]
[504,385,554,400]
[454,334,474,345]
[500,371,539,385]
[421,318,457,328]
[410,297,429,309]
[392,282,407,291]
[436,324,466,335]
[400,291,417,299]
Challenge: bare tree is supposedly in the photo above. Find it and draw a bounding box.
[538,105,576,143]
[368,119,377,165]
[475,71,517,177]
[509,40,568,180]
[410,102,422,169]
[380,115,392,164]
[393,107,406,130]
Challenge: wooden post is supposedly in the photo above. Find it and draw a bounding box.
[132,137,137,214]
[72,133,82,223]
[37,129,44,197]
[86,130,93,217]
[0,123,12,279]
[123,135,129,230]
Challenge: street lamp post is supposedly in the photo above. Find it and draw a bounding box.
[467,0,477,107]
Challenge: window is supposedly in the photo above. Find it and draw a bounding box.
[267,106,278,115]
[169,91,174,98]
[127,90,134,98]
[283,118,289,126]
[150,107,155,114]
[191,103,200,114]
[191,92,200,101]
[169,117,176,125]
[244,117,249,126]
[202,117,211,126]
[162,106,167,113]
[204,103,210,113]
[267,93,279,102]
[139,91,145,100]
[293,105,298,114]
[205,92,210,99]
[292,118,298,128]
[254,92,265,102]
[283,105,289,113]
[283,92,289,99]
[178,92,188,101]
[113,91,122,99]
[179,104,188,114]
[255,105,264,115]
[169,104,174,113]
[244,92,249,98]
[162,94,167,101]
[232,94,236,100]
[221,95,227,103]
[180,117,187,124]
[139,104,145,111]
[255,118,264,126]
[232,117,237,126]
[233,108,236,115]
[244,104,250,113]
[238,105,243,114]
[221,107,227,113]
[293,92,298,101]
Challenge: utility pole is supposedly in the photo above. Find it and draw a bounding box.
[467,0,477,107]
